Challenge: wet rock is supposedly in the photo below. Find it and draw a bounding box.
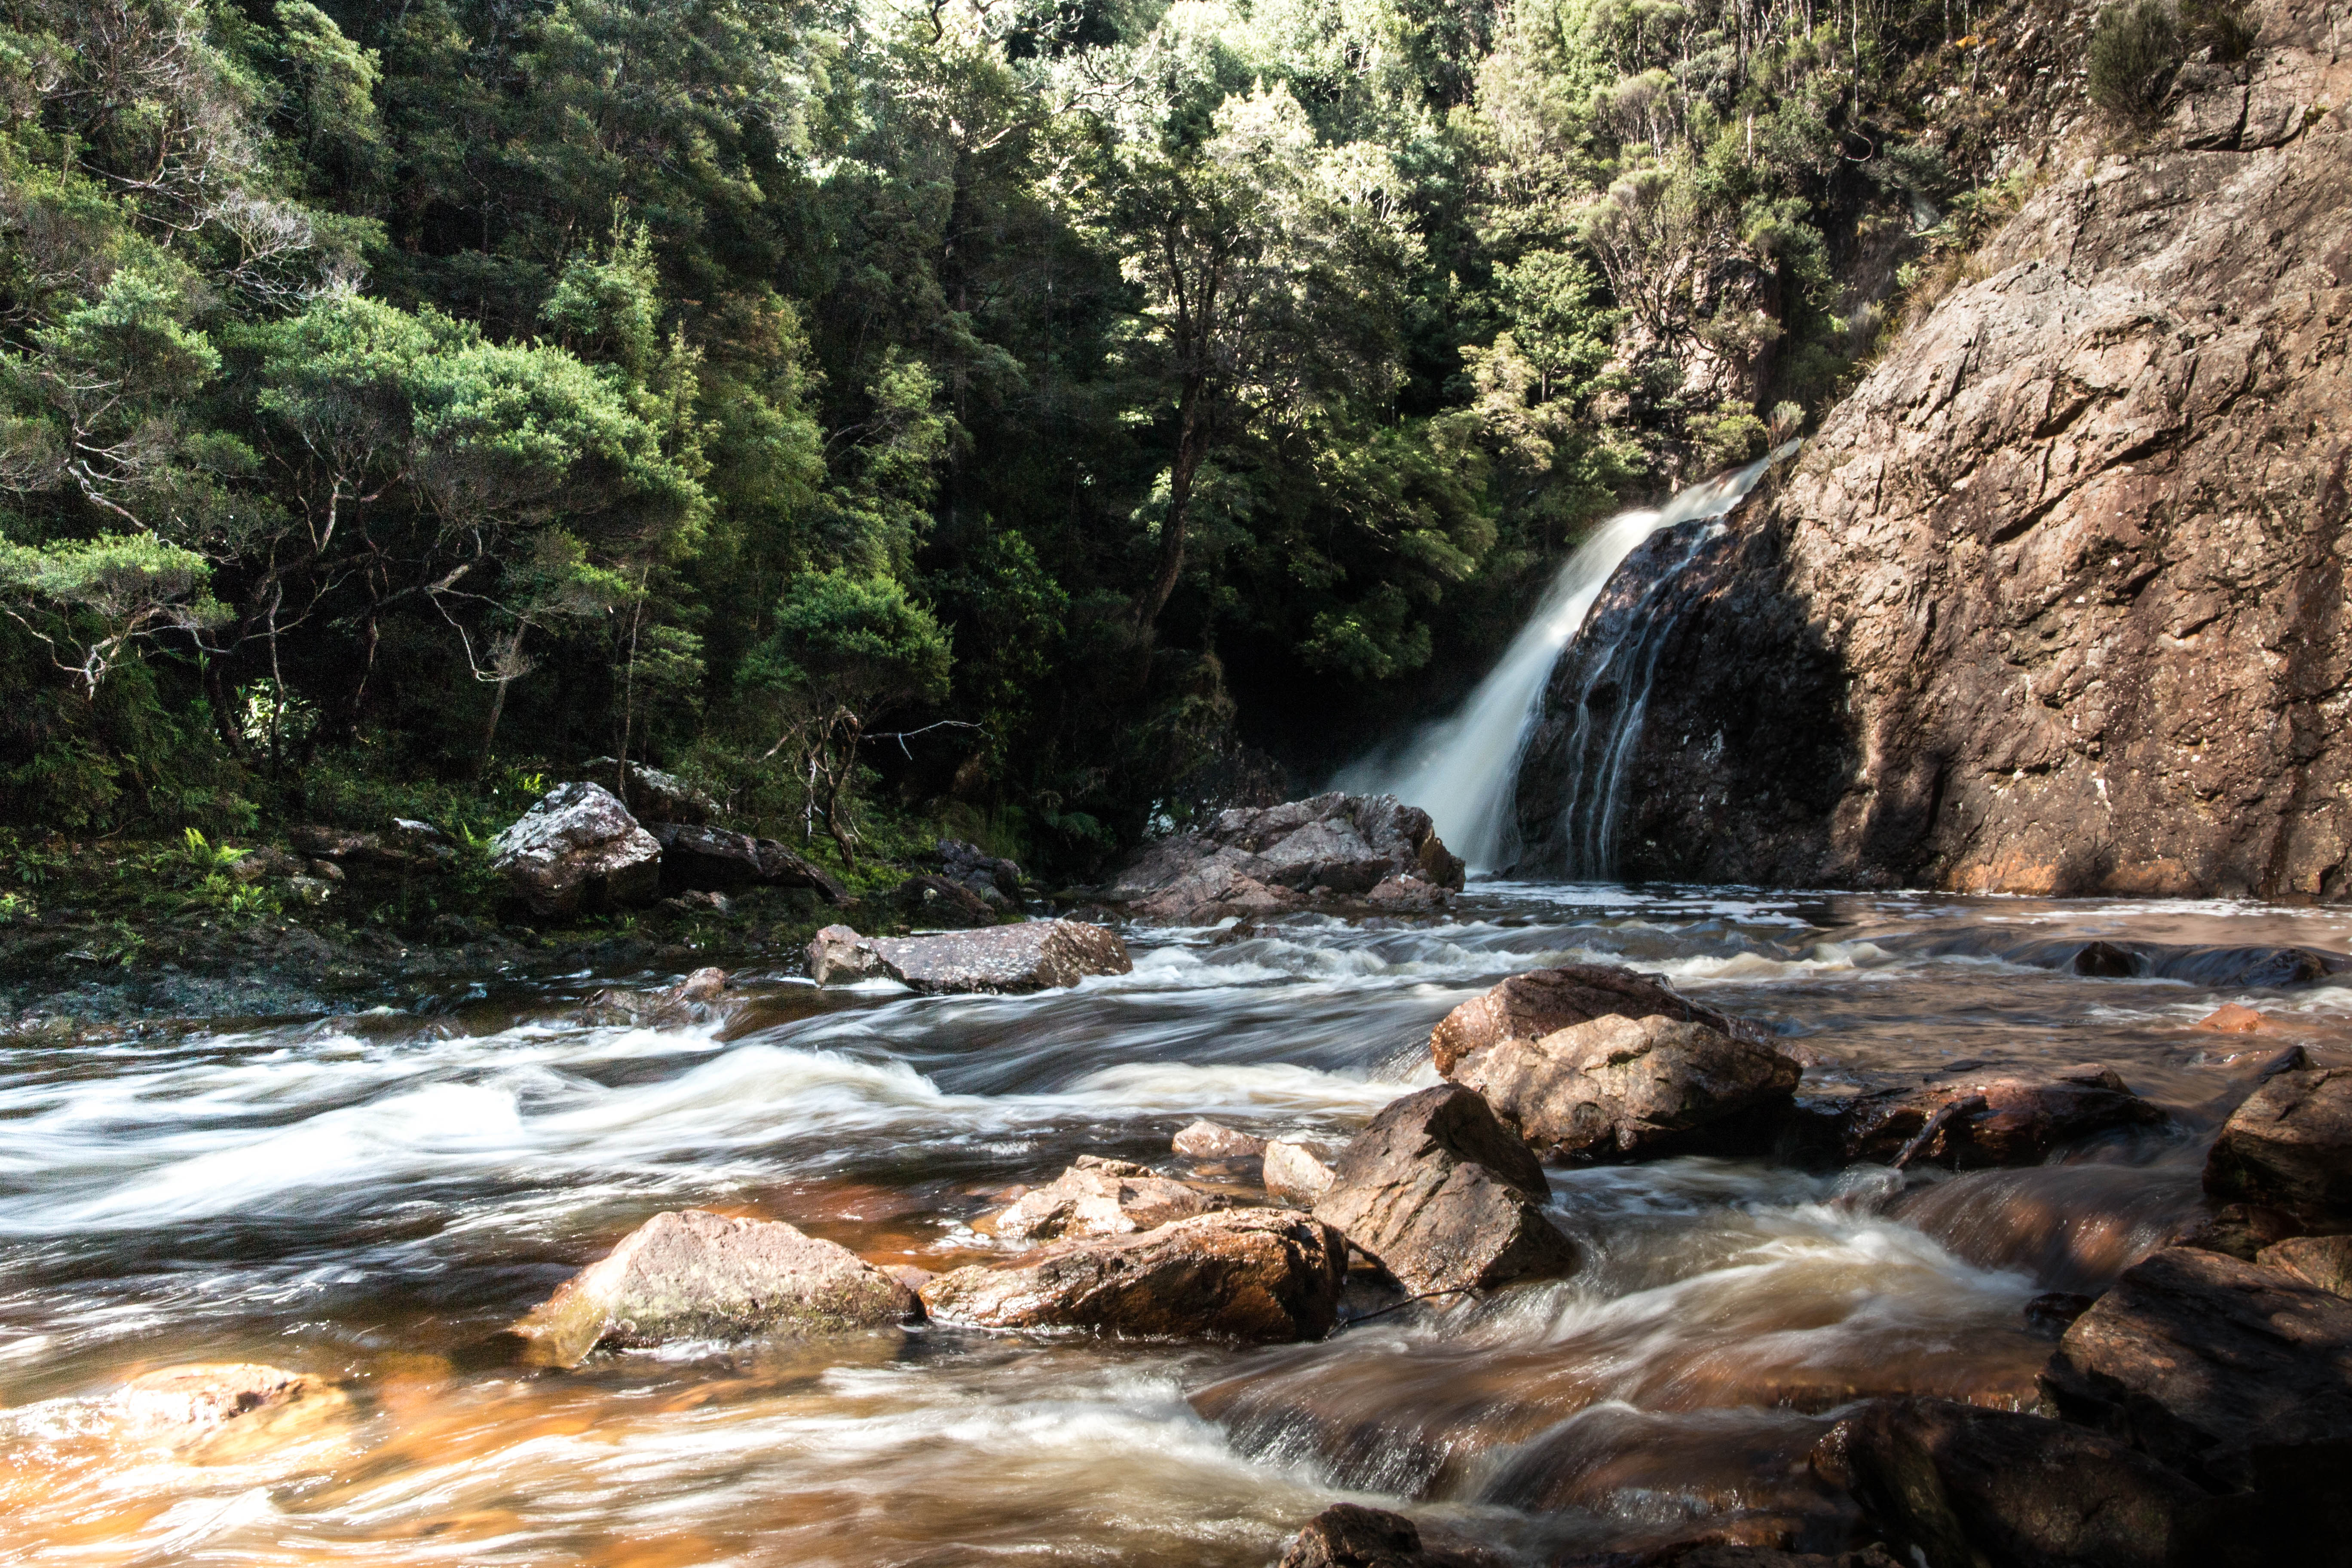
[514,1209,919,1366]
[2022,1291,2098,1340]
[1311,1084,1576,1295]
[2259,1234,2352,1298]
[2202,1063,2352,1227]
[1495,28,2352,901]
[2196,1004,2268,1033]
[1104,792,1463,923]
[807,919,1132,995]
[650,823,844,902]
[1842,1066,2166,1169]
[806,923,884,983]
[1173,1120,1267,1159]
[989,1155,1219,1241]
[919,1207,1347,1342]
[579,757,718,824]
[1453,1013,1802,1161]
[2167,1200,2302,1262]
[1813,1396,2247,1568]
[672,966,727,1003]
[1556,1543,1902,1568]
[885,872,1000,928]
[1429,963,1765,1077]
[1263,1138,1336,1204]
[113,1363,337,1452]
[1276,1504,1501,1568]
[2039,1246,2352,1503]
[489,782,663,917]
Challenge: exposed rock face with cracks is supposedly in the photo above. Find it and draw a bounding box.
[1430,963,1769,1077]
[805,919,1132,993]
[986,1156,1220,1241]
[1511,3,2352,898]
[489,781,664,917]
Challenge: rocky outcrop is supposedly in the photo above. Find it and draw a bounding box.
[804,919,1132,993]
[939,839,1024,906]
[1510,3,2352,898]
[918,1207,1347,1342]
[2039,1246,2352,1509]
[1104,792,1464,923]
[2203,1058,2352,1226]
[489,782,663,916]
[1311,1084,1577,1295]
[1430,963,1767,1076]
[1841,1064,2167,1169]
[1277,1504,1501,1568]
[649,823,845,902]
[1454,1013,1802,1161]
[512,1209,919,1366]
[988,1156,1219,1240]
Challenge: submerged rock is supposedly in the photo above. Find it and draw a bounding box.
[1453,1012,1801,1161]
[989,1155,1219,1240]
[1430,963,1766,1077]
[1815,1395,2251,1568]
[2203,1059,2352,1227]
[1172,1120,1267,1159]
[514,1209,919,1366]
[1276,1504,1501,1568]
[1103,792,1464,923]
[2040,1246,2352,1509]
[490,782,663,917]
[1841,1065,2166,1169]
[112,1363,341,1454]
[919,1207,1347,1342]
[805,919,1132,994]
[1312,1084,1576,1295]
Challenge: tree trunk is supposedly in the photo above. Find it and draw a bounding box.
[1129,374,1212,643]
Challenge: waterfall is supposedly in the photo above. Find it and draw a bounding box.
[1332,445,1794,873]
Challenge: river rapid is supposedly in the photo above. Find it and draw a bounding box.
[3,885,2347,1565]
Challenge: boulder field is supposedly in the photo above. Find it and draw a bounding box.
[1101,791,1465,922]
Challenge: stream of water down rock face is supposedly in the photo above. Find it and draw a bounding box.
[3,888,2348,1563]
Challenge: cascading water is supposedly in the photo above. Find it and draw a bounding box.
[1332,444,1795,873]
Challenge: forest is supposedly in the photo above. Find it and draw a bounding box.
[0,0,2046,877]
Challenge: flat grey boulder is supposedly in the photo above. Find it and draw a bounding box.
[919,1207,1346,1342]
[989,1155,1219,1240]
[1104,792,1464,923]
[1313,1084,1576,1295]
[490,781,662,917]
[1454,1012,1801,1161]
[805,919,1132,994]
[1429,963,1764,1076]
[514,1209,919,1366]
[2040,1246,2352,1509]
[2204,1057,2352,1227]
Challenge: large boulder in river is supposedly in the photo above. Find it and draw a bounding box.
[1104,792,1464,923]
[1814,1396,2256,1568]
[1454,1013,1801,1161]
[490,781,663,916]
[1312,1084,1576,1295]
[805,919,1131,993]
[989,1155,1219,1240]
[919,1207,1346,1342]
[2202,1058,2352,1228]
[1842,1065,2167,1170]
[1430,963,1766,1076]
[2039,1246,2352,1519]
[513,1209,919,1366]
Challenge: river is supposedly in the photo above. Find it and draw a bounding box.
[3,884,2345,1564]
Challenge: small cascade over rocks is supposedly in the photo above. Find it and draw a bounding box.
[1333,445,1792,873]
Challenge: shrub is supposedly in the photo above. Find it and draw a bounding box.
[2088,0,2184,122]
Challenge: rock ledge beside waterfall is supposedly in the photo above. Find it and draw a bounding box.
[1097,792,1466,924]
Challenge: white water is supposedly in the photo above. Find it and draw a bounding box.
[1334,448,1793,871]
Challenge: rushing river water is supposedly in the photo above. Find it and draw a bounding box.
[4,884,2349,1565]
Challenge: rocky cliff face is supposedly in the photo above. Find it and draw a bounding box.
[1515,0,2352,897]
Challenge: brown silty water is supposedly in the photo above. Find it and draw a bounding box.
[2,885,2346,1564]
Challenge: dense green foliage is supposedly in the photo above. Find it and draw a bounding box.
[0,0,2060,872]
